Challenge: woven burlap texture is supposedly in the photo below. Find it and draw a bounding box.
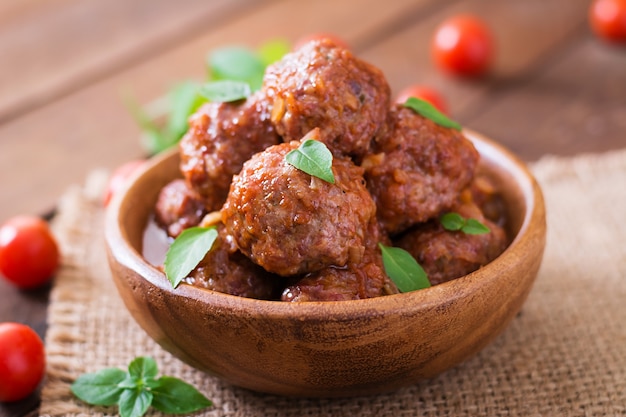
[40,149,626,417]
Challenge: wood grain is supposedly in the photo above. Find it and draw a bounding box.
[0,0,267,123]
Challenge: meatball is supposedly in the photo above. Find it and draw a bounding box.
[362,104,479,234]
[396,190,508,286]
[263,38,390,158]
[154,179,207,237]
[282,220,399,301]
[184,225,282,300]
[221,140,376,276]
[179,90,280,212]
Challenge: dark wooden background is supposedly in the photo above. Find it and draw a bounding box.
[1,0,624,415]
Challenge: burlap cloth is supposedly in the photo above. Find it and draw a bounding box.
[39,148,626,417]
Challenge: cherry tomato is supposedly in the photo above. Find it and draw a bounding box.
[103,160,145,206]
[0,216,59,289]
[432,14,494,77]
[0,323,46,402]
[395,85,449,115]
[589,0,626,43]
[293,32,350,50]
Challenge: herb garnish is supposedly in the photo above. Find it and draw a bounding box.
[379,243,431,292]
[71,356,212,417]
[440,212,490,235]
[164,226,218,288]
[285,135,335,184]
[403,97,462,130]
[128,40,290,155]
[198,80,252,103]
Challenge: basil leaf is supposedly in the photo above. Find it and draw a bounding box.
[440,212,465,231]
[164,226,218,288]
[118,388,153,417]
[440,212,490,235]
[207,46,265,91]
[404,97,461,130]
[70,368,126,406]
[257,38,291,66]
[127,356,158,381]
[462,218,491,235]
[151,376,212,414]
[198,80,251,103]
[285,138,335,184]
[379,243,430,292]
[166,81,205,140]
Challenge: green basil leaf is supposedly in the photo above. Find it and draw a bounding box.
[166,81,205,140]
[285,138,335,184]
[70,368,126,406]
[379,243,430,292]
[462,218,491,235]
[198,80,251,103]
[127,356,158,381]
[440,212,490,235]
[151,376,212,414]
[404,97,461,130]
[164,226,218,288]
[440,212,465,231]
[257,38,291,66]
[118,388,153,417]
[124,93,175,155]
[207,46,265,91]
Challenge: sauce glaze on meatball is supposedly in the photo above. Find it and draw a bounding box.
[154,179,207,238]
[263,39,390,159]
[221,139,376,277]
[184,225,282,299]
[363,104,479,234]
[396,188,508,286]
[282,220,399,301]
[179,90,280,212]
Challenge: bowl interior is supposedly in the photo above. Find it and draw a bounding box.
[106,129,545,396]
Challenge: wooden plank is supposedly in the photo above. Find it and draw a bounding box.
[466,37,626,160]
[358,0,591,120]
[0,0,443,223]
[0,0,266,123]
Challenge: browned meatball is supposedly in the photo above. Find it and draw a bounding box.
[179,90,280,212]
[263,38,390,158]
[184,225,282,300]
[396,191,508,286]
[362,104,479,234]
[282,220,399,301]
[221,140,376,277]
[154,179,207,237]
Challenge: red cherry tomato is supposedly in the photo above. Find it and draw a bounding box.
[589,0,626,43]
[395,85,449,115]
[103,160,145,206]
[293,32,350,50]
[432,14,494,77]
[0,323,46,402]
[0,216,59,289]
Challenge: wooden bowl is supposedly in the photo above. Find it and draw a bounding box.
[105,130,546,397]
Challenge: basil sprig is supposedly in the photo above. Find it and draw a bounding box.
[379,243,431,292]
[71,356,212,417]
[285,138,335,184]
[440,212,490,235]
[198,80,251,103]
[128,40,290,155]
[404,97,462,130]
[164,226,218,288]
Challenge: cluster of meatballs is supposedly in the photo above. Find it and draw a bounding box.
[153,38,508,302]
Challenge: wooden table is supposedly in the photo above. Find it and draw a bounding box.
[0,0,624,415]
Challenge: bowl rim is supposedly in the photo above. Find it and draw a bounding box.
[105,128,544,319]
